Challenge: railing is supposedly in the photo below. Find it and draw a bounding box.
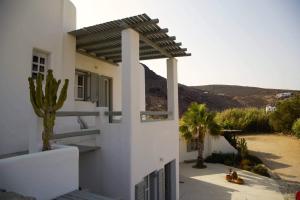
[56,111,99,117]
[53,111,100,139]
[104,111,122,123]
[140,111,172,122]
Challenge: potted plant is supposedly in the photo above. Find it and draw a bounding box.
[28,70,68,150]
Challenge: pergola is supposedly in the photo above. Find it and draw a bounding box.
[69,13,191,64]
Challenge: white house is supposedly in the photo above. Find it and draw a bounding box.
[266,105,276,113]
[0,0,191,200]
[276,92,292,99]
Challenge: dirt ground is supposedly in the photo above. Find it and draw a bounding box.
[241,134,300,182]
[241,134,300,199]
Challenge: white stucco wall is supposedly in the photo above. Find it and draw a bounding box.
[0,0,76,155]
[179,134,238,162]
[0,145,79,200]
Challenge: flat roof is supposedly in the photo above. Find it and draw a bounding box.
[69,14,191,64]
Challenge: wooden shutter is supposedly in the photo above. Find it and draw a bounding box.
[135,180,146,200]
[98,75,105,107]
[150,171,158,200]
[158,168,165,200]
[165,160,176,200]
[90,73,99,103]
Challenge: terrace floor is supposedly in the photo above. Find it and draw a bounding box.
[179,163,283,200]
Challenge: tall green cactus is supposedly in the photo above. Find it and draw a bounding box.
[28,70,69,151]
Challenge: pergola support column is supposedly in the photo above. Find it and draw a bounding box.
[167,58,178,120]
[121,28,140,200]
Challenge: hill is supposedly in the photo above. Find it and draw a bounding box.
[193,85,299,108]
[144,65,242,116]
[144,64,300,116]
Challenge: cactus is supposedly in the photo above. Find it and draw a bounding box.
[28,70,69,151]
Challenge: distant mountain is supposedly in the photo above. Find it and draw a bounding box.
[194,85,299,108]
[144,64,300,116]
[144,65,242,116]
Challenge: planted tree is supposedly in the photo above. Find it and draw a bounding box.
[180,103,220,168]
[269,96,300,132]
[28,70,69,151]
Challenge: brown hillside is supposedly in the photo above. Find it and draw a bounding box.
[144,64,243,116]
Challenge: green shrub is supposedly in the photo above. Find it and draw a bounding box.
[252,164,270,177]
[292,119,300,138]
[215,108,271,132]
[269,96,300,132]
[246,154,263,165]
[237,138,248,158]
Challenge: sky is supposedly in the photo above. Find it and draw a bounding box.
[70,0,300,90]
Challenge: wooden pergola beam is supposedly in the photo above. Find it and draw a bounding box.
[100,47,187,60]
[76,19,159,42]
[77,50,118,66]
[88,41,182,53]
[77,36,121,49]
[139,34,172,58]
[143,28,168,37]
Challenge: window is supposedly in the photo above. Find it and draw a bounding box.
[187,138,200,152]
[75,71,88,100]
[32,50,48,79]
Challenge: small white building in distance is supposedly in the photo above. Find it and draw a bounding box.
[266,105,276,112]
[276,92,292,99]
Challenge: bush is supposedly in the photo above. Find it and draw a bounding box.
[252,164,270,177]
[205,153,270,177]
[292,119,300,138]
[205,153,241,167]
[240,159,251,170]
[269,96,300,132]
[215,108,271,132]
[237,138,248,158]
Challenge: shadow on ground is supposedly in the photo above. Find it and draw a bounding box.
[180,175,236,200]
[180,163,284,200]
[249,150,290,170]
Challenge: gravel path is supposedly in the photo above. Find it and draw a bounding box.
[241,134,300,200]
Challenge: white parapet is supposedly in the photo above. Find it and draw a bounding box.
[0,145,79,200]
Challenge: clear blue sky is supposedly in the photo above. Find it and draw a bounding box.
[70,0,300,90]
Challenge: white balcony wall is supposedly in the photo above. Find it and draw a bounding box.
[0,145,79,200]
[179,134,238,162]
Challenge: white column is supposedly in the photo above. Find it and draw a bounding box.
[167,58,178,120]
[167,58,180,200]
[121,28,140,125]
[121,28,140,200]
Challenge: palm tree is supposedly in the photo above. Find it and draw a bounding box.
[180,103,220,168]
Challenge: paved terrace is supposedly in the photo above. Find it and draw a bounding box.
[180,163,283,200]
